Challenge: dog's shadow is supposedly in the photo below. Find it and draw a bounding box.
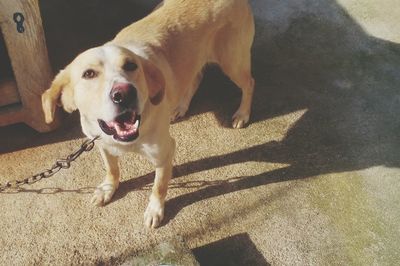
[115,0,400,225]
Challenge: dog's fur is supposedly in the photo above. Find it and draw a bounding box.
[42,0,255,228]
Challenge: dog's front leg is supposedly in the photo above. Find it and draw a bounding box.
[144,137,175,228]
[91,147,120,206]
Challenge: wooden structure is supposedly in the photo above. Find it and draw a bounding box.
[0,0,59,132]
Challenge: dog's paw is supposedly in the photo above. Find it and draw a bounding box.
[90,181,118,206]
[232,111,249,129]
[170,105,188,122]
[144,198,164,228]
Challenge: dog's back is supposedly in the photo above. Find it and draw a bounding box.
[113,0,254,67]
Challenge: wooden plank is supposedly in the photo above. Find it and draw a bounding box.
[0,0,60,132]
[0,79,20,107]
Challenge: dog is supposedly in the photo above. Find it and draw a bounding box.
[42,0,255,228]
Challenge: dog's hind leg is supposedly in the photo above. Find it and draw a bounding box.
[171,71,203,122]
[222,54,255,129]
[216,8,255,128]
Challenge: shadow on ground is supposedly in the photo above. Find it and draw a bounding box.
[193,233,270,266]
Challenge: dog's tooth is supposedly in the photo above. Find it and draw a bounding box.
[134,119,139,128]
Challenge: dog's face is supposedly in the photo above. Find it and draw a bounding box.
[42,44,165,143]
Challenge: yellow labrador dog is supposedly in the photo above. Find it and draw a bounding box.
[42,0,255,228]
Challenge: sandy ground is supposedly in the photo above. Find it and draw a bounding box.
[1,0,400,265]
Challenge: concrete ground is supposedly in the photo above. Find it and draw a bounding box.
[1,0,400,265]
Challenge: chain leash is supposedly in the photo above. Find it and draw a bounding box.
[0,136,99,192]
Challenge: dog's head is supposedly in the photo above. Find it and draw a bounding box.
[42,44,164,143]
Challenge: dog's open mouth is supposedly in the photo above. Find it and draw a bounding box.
[98,111,141,142]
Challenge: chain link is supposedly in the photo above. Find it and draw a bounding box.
[0,136,99,192]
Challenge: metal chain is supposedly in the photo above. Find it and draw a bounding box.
[0,136,99,192]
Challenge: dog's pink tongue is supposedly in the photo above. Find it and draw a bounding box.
[113,122,132,135]
[107,112,137,136]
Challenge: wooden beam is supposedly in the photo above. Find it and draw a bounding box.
[0,0,60,132]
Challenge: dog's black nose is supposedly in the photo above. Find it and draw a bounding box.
[110,83,137,107]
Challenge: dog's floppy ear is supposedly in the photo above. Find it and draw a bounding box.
[42,68,76,123]
[142,60,165,105]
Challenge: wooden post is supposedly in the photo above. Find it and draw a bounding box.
[0,0,60,132]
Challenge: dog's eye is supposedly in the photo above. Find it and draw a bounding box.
[82,69,97,79]
[123,61,137,72]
